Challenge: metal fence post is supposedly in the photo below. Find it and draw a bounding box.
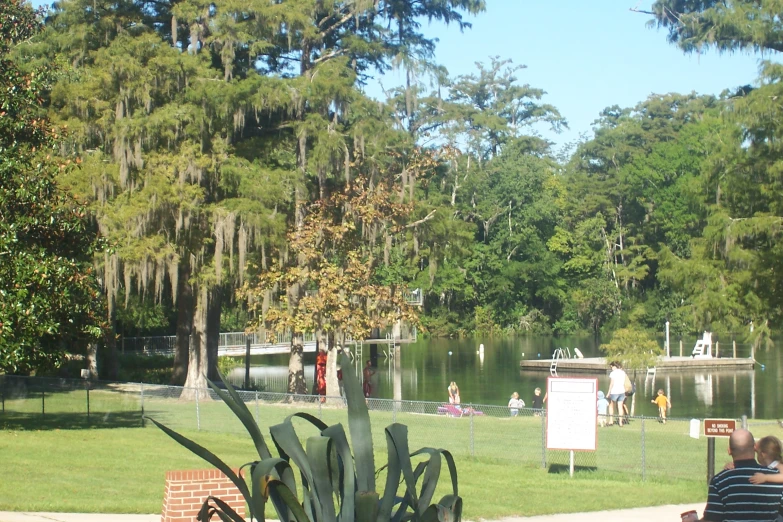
[469,404,475,457]
[140,382,145,427]
[741,415,747,429]
[195,388,201,431]
[255,391,260,424]
[641,417,646,481]
[541,411,547,468]
[42,386,45,416]
[318,399,322,420]
[86,385,91,420]
[393,400,397,423]
[1,376,5,413]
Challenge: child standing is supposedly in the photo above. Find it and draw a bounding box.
[651,389,671,424]
[597,391,609,427]
[508,392,525,417]
[531,387,544,416]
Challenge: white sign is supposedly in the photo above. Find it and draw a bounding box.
[689,419,700,439]
[546,377,598,451]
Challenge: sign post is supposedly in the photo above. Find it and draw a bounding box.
[703,419,736,482]
[546,377,598,477]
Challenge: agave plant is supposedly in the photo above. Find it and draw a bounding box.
[147,353,462,522]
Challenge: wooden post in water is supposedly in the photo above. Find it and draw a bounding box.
[679,339,683,357]
[733,340,737,358]
[715,342,719,358]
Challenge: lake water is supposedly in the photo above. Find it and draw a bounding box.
[235,335,783,420]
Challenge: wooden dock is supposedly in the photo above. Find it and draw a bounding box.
[519,356,755,374]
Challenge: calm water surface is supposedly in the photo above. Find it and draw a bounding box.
[241,336,783,420]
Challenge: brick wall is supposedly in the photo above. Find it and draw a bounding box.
[161,468,246,522]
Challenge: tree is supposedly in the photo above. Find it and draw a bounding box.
[0,0,105,375]
[645,4,783,331]
[244,154,427,395]
[646,0,783,54]
[600,327,663,372]
[560,94,721,331]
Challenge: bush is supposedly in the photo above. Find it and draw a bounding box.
[116,354,173,384]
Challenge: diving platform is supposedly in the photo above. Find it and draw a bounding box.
[520,356,755,374]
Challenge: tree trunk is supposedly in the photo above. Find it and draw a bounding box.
[86,342,98,380]
[206,287,222,382]
[182,284,209,399]
[326,331,340,402]
[288,333,307,395]
[171,263,193,386]
[393,344,402,403]
[287,122,308,396]
[104,326,118,381]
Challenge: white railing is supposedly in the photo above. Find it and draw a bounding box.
[122,326,416,357]
[405,288,423,306]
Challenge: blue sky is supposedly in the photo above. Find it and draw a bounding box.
[370,1,763,152]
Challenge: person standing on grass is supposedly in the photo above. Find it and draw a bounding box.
[531,386,544,415]
[651,389,671,424]
[697,429,783,522]
[606,361,627,427]
[508,392,524,417]
[362,360,375,398]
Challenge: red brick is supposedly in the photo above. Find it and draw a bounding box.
[162,468,246,522]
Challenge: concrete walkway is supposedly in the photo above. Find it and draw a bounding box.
[0,503,705,522]
[488,503,705,521]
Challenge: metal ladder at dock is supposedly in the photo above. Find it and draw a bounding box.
[550,347,573,376]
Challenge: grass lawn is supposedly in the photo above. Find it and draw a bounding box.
[0,424,706,518]
[0,386,712,519]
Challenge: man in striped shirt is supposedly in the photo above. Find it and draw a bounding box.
[702,429,783,521]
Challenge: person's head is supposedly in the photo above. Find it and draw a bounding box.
[756,435,782,467]
[365,360,371,368]
[657,389,664,396]
[449,381,457,389]
[597,390,605,400]
[728,429,757,461]
[511,392,519,399]
[534,387,541,395]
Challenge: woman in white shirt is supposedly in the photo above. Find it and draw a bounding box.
[606,361,627,427]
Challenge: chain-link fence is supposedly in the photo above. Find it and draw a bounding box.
[1,374,733,482]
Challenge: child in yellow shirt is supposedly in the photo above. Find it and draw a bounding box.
[651,389,671,424]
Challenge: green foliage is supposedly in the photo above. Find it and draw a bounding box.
[115,354,174,384]
[149,354,463,522]
[0,0,105,374]
[115,293,174,337]
[648,0,783,54]
[21,0,783,348]
[600,327,663,371]
[217,356,242,378]
[473,306,500,336]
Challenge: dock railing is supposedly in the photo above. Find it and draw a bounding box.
[121,325,418,356]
